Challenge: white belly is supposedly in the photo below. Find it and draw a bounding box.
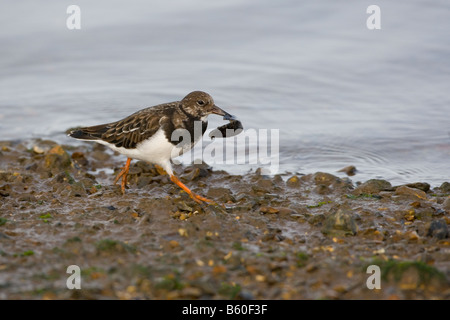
[96,128,182,175]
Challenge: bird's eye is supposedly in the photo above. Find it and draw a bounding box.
[197,100,205,106]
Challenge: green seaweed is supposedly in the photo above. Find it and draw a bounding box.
[39,213,52,223]
[65,236,82,244]
[14,250,34,257]
[366,258,446,284]
[81,266,106,277]
[95,238,136,254]
[131,264,152,278]
[232,241,244,251]
[155,272,184,291]
[219,282,241,299]
[295,251,309,267]
[64,171,75,184]
[307,201,332,208]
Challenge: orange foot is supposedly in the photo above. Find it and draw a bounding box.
[170,174,216,205]
[114,158,131,194]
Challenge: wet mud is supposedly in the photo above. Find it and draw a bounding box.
[0,139,449,299]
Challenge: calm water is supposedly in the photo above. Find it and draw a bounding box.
[1,0,449,186]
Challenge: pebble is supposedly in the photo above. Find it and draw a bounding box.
[260,206,280,214]
[313,172,340,187]
[176,201,193,212]
[439,182,450,193]
[307,213,325,226]
[169,240,179,248]
[182,167,201,181]
[71,152,88,166]
[44,145,71,170]
[238,290,255,300]
[338,165,357,176]
[33,145,44,154]
[353,179,392,195]
[305,263,318,273]
[286,175,300,188]
[180,287,202,298]
[404,210,416,221]
[69,182,87,197]
[207,187,234,202]
[395,186,427,200]
[407,230,420,241]
[257,179,274,189]
[443,198,450,212]
[212,265,227,275]
[426,220,449,240]
[405,182,430,192]
[322,207,357,236]
[313,184,331,195]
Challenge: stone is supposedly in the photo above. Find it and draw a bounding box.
[308,213,325,226]
[286,175,300,188]
[395,186,427,200]
[182,167,201,181]
[313,172,340,187]
[353,179,392,195]
[426,220,449,240]
[257,179,274,189]
[259,206,279,214]
[313,184,331,195]
[338,165,357,176]
[44,145,71,169]
[33,145,45,154]
[443,197,450,212]
[207,187,235,202]
[176,201,193,212]
[71,152,88,166]
[439,182,450,193]
[407,230,420,241]
[322,207,357,236]
[0,184,11,197]
[405,182,430,192]
[69,181,87,197]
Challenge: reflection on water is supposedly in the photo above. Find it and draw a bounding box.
[0,0,449,185]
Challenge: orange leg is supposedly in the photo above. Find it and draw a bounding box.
[114,158,131,194]
[170,174,216,205]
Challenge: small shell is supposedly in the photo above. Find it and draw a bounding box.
[33,145,45,154]
[209,119,243,139]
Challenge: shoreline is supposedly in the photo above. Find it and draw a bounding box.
[0,138,449,299]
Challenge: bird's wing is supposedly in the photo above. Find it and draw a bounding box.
[101,107,173,149]
[70,103,176,149]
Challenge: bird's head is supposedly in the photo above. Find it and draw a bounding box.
[181,91,236,120]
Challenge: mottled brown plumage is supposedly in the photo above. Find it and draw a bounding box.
[70,104,173,149]
[70,92,210,149]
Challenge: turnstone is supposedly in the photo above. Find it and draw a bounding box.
[68,91,240,204]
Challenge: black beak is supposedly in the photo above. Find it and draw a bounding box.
[211,105,237,121]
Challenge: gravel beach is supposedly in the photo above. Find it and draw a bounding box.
[0,139,449,299]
